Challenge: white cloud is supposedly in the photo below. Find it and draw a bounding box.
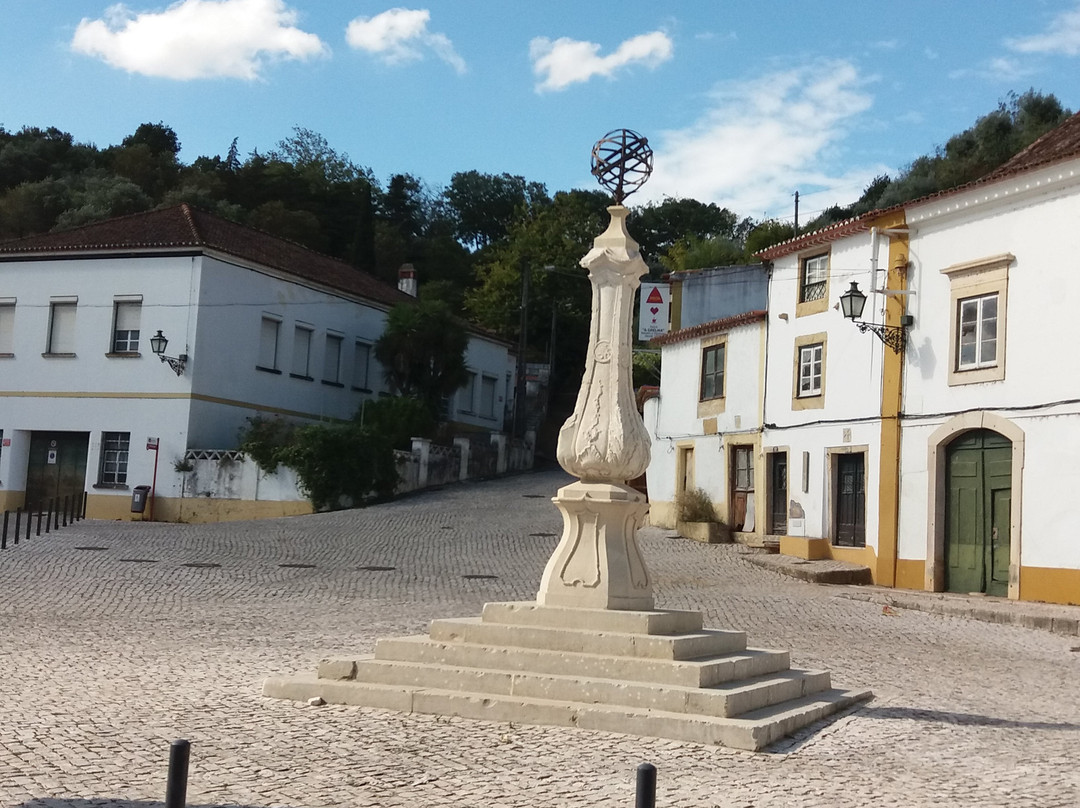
[1007,4,1080,55]
[70,0,327,80]
[640,60,888,219]
[948,56,1035,82]
[346,8,465,74]
[530,31,672,92]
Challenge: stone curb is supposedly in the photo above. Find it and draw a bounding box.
[832,588,1080,638]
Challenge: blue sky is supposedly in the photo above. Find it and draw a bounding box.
[3,1,1080,224]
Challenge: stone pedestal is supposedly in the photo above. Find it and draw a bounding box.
[537,481,652,610]
[538,205,655,610]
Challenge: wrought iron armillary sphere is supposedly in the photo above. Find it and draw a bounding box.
[590,129,653,205]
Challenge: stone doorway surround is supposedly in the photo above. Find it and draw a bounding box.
[926,411,1024,599]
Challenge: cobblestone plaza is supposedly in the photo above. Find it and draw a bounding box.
[1,468,1077,807]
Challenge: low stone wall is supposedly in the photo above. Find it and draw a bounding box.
[127,432,537,523]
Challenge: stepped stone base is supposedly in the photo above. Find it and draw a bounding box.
[264,602,871,751]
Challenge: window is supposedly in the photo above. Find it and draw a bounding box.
[0,300,14,356]
[700,343,725,401]
[798,343,823,396]
[800,253,828,303]
[323,333,343,384]
[111,301,141,353]
[957,293,997,370]
[257,316,281,372]
[791,332,827,410]
[942,253,1011,386]
[99,432,130,486]
[46,300,77,355]
[290,325,313,379]
[480,375,497,418]
[352,341,372,390]
[459,372,477,413]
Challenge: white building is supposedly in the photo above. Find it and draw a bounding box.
[647,111,1080,606]
[0,204,515,522]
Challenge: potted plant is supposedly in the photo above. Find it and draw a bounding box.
[675,487,730,543]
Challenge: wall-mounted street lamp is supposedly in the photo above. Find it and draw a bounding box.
[149,330,188,376]
[839,282,913,354]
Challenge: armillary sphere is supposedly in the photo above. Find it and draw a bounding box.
[590,129,653,204]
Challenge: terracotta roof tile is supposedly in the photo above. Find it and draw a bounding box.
[650,310,767,347]
[0,204,413,309]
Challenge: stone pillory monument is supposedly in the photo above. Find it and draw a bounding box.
[264,131,870,751]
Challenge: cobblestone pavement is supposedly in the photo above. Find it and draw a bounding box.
[1,468,1078,808]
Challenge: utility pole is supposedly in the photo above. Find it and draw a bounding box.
[515,259,531,438]
[794,190,800,236]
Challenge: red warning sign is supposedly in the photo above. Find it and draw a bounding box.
[646,286,665,304]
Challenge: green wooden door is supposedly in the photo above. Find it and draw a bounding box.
[25,431,90,512]
[945,430,1011,596]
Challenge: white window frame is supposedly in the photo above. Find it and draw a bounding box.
[46,298,77,355]
[99,431,130,487]
[323,333,343,385]
[352,341,372,391]
[257,315,281,372]
[0,299,14,356]
[111,300,141,354]
[942,253,1011,386]
[798,343,823,397]
[956,293,998,371]
[480,374,498,419]
[290,324,313,379]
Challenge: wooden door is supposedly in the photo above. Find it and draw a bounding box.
[768,452,787,535]
[835,453,865,547]
[730,446,753,531]
[946,430,1011,596]
[25,432,89,512]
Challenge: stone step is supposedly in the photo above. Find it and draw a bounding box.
[364,636,790,688]
[428,616,746,660]
[261,674,871,751]
[320,657,831,719]
[480,602,704,635]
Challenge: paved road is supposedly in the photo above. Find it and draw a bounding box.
[1,468,1078,808]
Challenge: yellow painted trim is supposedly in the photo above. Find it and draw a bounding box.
[868,211,908,590]
[696,334,728,418]
[0,490,26,511]
[0,389,340,423]
[0,391,189,399]
[895,558,926,591]
[1019,566,1080,606]
[670,275,683,331]
[829,544,877,574]
[647,500,677,530]
[780,535,829,560]
[794,249,831,318]
[791,331,827,410]
[86,493,313,523]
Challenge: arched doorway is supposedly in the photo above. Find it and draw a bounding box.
[926,412,1023,599]
[944,429,1011,596]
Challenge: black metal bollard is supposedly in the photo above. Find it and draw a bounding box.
[635,762,656,808]
[53,498,59,531]
[45,499,52,533]
[13,508,20,545]
[82,491,88,519]
[2,510,8,550]
[25,505,31,542]
[165,738,190,808]
[62,495,69,527]
[36,507,43,537]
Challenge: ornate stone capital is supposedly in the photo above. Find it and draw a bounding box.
[556,206,652,483]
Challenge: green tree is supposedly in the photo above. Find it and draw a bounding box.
[443,170,550,250]
[374,299,470,417]
[630,197,751,267]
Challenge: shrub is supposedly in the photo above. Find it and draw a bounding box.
[677,487,718,523]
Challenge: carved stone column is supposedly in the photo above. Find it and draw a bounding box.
[536,205,654,610]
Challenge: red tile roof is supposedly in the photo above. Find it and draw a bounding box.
[0,204,413,309]
[757,110,1080,260]
[650,310,767,347]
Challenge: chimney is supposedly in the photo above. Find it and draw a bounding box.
[397,264,418,297]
